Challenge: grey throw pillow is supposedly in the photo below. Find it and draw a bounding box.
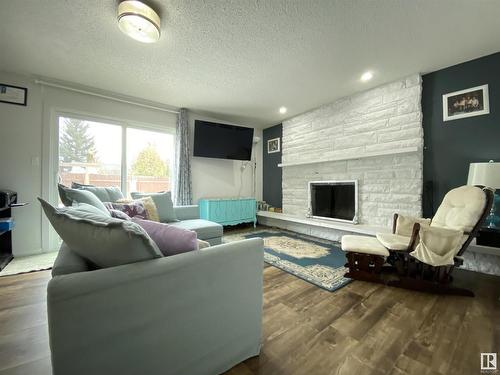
[58,184,109,214]
[71,182,124,203]
[75,202,111,217]
[130,191,178,223]
[39,198,162,268]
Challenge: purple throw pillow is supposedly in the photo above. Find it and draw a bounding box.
[104,201,148,220]
[131,218,198,256]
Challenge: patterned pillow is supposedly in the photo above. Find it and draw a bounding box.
[103,200,149,220]
[108,209,132,220]
[117,197,160,222]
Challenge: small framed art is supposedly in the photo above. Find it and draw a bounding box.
[267,137,280,153]
[0,83,28,106]
[442,84,489,122]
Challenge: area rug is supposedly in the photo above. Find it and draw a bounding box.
[0,251,58,277]
[225,229,351,291]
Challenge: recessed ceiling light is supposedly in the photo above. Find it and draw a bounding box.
[118,1,161,43]
[360,71,373,82]
[279,106,287,114]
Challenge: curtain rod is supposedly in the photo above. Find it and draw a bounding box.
[34,79,180,115]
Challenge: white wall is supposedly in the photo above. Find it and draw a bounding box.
[0,71,262,256]
[282,75,423,227]
[0,72,43,257]
[188,112,263,203]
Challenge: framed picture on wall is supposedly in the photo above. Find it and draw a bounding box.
[267,137,280,153]
[442,84,489,122]
[0,83,27,106]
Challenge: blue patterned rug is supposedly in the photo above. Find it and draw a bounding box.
[234,230,351,292]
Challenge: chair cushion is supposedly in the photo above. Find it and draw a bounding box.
[71,183,124,203]
[170,219,223,241]
[341,235,390,256]
[39,198,162,269]
[131,191,178,223]
[431,186,487,232]
[395,215,431,237]
[376,233,411,251]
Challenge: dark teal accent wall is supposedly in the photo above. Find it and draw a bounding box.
[262,124,282,208]
[422,52,500,217]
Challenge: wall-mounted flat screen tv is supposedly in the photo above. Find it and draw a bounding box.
[193,120,254,161]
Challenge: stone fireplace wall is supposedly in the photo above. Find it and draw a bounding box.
[282,74,424,227]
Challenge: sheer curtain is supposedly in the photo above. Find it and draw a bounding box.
[173,108,193,205]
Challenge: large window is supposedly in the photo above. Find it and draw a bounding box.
[58,115,174,196]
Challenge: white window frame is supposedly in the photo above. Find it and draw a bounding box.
[44,108,175,251]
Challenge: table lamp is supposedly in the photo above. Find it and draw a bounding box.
[467,160,500,229]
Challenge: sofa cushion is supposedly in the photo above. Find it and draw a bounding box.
[130,191,177,223]
[71,182,124,203]
[170,219,223,240]
[52,243,93,276]
[131,217,198,257]
[58,184,109,214]
[75,202,111,217]
[39,198,162,268]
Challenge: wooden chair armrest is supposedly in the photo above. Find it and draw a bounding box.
[407,222,421,252]
[392,213,399,234]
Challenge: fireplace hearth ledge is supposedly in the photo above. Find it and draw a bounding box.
[257,210,390,237]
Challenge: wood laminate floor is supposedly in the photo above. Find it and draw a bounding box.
[0,266,498,375]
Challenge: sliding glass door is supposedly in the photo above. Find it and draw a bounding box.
[126,127,174,194]
[57,115,174,198]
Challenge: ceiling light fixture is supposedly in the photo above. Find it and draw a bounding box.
[279,106,287,114]
[360,71,373,82]
[118,1,161,43]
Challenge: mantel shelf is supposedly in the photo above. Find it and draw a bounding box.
[278,146,419,168]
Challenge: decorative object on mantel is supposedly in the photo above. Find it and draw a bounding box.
[257,200,282,213]
[0,83,27,106]
[224,229,351,292]
[267,137,280,153]
[467,160,500,229]
[442,84,489,121]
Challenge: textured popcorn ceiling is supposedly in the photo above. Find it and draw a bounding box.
[1,0,499,127]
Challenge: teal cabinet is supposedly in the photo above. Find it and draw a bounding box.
[199,198,257,227]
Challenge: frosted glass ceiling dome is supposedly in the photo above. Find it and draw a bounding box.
[118,1,161,43]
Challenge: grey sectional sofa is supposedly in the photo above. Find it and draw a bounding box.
[171,205,223,245]
[48,237,264,375]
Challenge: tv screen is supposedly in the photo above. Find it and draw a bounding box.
[193,120,254,161]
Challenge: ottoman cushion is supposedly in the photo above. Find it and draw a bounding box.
[341,235,390,257]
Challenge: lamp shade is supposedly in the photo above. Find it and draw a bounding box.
[467,161,500,189]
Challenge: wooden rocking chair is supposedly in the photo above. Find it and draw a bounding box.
[342,186,494,296]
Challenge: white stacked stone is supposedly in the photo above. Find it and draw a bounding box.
[282,74,423,227]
